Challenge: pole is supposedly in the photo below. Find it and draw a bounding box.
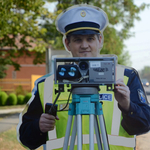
[46,47,51,74]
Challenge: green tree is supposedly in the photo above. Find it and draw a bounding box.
[0,0,52,70]
[0,64,7,78]
[140,66,150,82]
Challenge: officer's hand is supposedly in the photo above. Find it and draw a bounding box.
[39,113,59,133]
[114,79,130,111]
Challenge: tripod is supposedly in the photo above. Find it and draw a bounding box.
[63,86,110,150]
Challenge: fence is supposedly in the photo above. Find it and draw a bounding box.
[0,78,31,93]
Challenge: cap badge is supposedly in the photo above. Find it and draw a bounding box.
[81,10,86,17]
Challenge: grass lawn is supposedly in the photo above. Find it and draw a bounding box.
[0,126,43,150]
[0,105,43,150]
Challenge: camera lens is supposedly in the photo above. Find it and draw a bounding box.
[79,61,88,70]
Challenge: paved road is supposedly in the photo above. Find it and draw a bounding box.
[0,108,23,133]
[0,113,20,133]
[144,86,150,96]
[147,95,150,103]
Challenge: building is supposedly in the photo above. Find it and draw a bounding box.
[0,48,70,93]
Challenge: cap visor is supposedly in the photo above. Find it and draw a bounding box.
[68,29,99,35]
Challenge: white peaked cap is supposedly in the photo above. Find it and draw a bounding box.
[56,4,109,35]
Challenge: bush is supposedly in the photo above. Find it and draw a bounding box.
[15,85,26,95]
[0,91,8,106]
[7,93,17,105]
[24,93,32,104]
[17,94,25,105]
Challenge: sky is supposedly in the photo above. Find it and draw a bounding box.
[45,0,150,71]
[124,0,150,71]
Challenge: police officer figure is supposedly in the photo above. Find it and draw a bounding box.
[17,4,150,150]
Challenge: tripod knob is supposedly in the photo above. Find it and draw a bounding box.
[100,101,103,105]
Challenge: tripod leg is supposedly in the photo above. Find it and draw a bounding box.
[77,114,82,150]
[63,115,73,150]
[94,116,103,150]
[98,115,110,150]
[89,114,94,150]
[69,116,77,150]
